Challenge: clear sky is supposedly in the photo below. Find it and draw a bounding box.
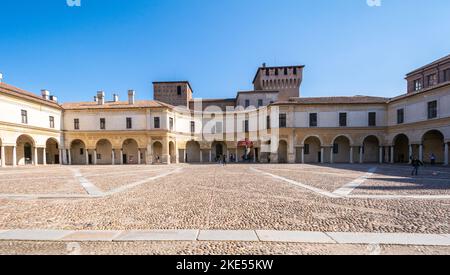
[1,0,449,103]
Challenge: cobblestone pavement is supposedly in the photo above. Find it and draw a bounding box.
[0,163,448,254]
[0,241,448,255]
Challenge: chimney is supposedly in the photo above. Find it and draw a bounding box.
[113,94,119,102]
[262,63,266,68]
[41,89,50,100]
[50,95,58,103]
[97,91,105,105]
[0,72,3,83]
[128,90,135,105]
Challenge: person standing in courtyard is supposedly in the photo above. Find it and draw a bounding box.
[430,153,436,166]
[411,157,424,176]
[222,154,227,166]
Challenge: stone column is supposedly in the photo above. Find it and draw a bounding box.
[419,145,424,162]
[0,146,5,167]
[85,149,89,165]
[112,150,115,165]
[138,149,141,165]
[320,147,324,164]
[390,146,394,164]
[162,139,170,164]
[330,147,334,164]
[120,149,124,165]
[59,149,63,165]
[235,148,238,163]
[444,143,448,166]
[200,150,203,163]
[349,147,354,164]
[209,150,212,163]
[301,146,305,164]
[68,149,72,165]
[359,146,363,164]
[34,147,38,166]
[43,148,47,165]
[93,150,97,165]
[379,147,383,164]
[12,146,17,167]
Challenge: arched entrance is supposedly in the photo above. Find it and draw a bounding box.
[70,139,87,165]
[152,141,163,163]
[122,139,139,164]
[303,136,321,163]
[46,138,59,164]
[16,135,35,165]
[363,135,380,163]
[278,140,288,163]
[333,136,351,163]
[186,141,200,163]
[422,130,445,164]
[211,141,227,162]
[96,139,113,165]
[393,134,409,163]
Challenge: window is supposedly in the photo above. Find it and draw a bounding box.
[245,100,250,108]
[284,68,288,75]
[427,101,438,119]
[333,144,339,154]
[49,116,55,128]
[304,144,310,155]
[258,99,263,108]
[190,121,195,133]
[21,110,28,124]
[275,69,279,76]
[97,154,101,160]
[266,69,270,76]
[397,109,404,124]
[126,117,132,129]
[293,67,297,75]
[414,79,422,91]
[177,85,182,96]
[100,118,106,130]
[368,112,376,126]
[74,119,80,130]
[169,117,174,131]
[244,120,249,133]
[266,115,271,129]
[339,113,347,127]
[279,114,287,128]
[215,121,223,134]
[444,69,450,82]
[427,74,437,86]
[80,148,84,155]
[309,113,317,127]
[154,117,160,129]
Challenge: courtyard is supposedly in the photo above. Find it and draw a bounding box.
[0,163,449,255]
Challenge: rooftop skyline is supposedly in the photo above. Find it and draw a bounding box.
[1,0,450,103]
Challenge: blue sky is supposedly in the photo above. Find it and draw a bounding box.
[1,0,449,102]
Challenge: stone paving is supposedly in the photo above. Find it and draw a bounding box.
[0,163,448,254]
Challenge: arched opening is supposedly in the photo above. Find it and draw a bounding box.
[422,130,445,164]
[70,139,87,165]
[186,141,200,163]
[152,141,163,163]
[278,140,288,163]
[96,139,113,165]
[211,141,227,162]
[393,134,409,163]
[122,139,139,164]
[303,136,322,163]
[169,141,176,163]
[363,135,380,163]
[46,138,59,165]
[16,135,35,165]
[333,136,351,163]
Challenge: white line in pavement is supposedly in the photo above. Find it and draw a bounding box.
[0,229,448,246]
[70,168,104,196]
[333,167,378,196]
[250,167,341,198]
[251,167,450,200]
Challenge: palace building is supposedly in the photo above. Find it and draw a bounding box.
[0,55,449,167]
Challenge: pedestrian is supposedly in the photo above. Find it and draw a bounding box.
[411,158,423,176]
[222,154,227,166]
[430,153,436,166]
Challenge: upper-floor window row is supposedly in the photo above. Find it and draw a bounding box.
[100,118,106,130]
[21,110,28,124]
[49,116,55,129]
